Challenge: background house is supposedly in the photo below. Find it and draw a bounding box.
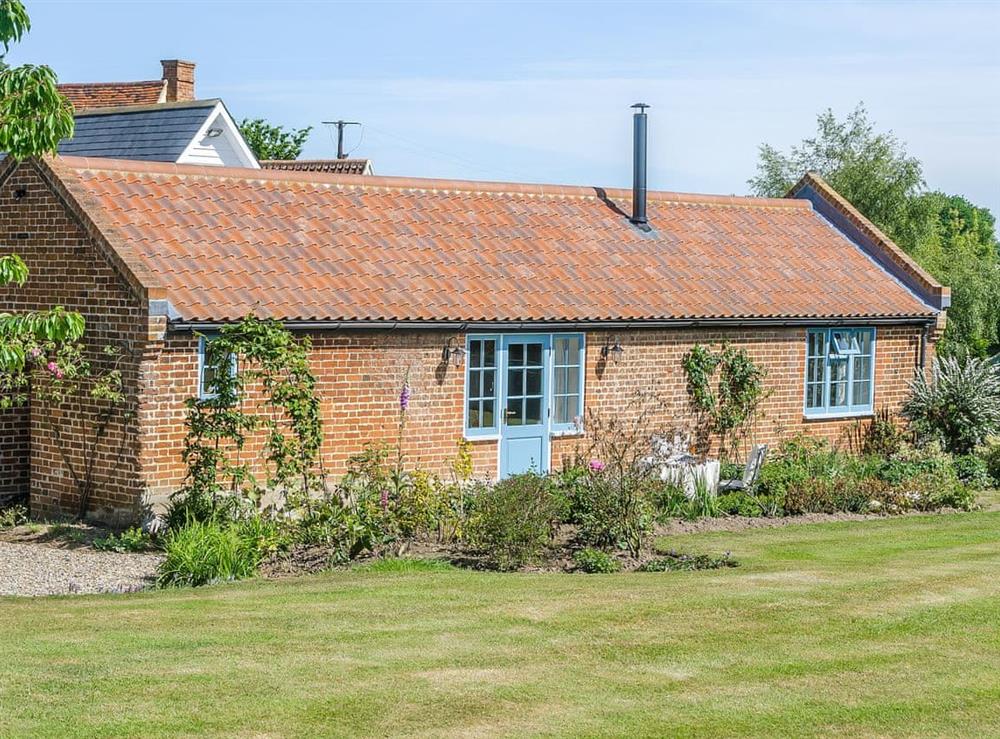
[261,159,374,175]
[59,99,258,169]
[56,60,258,169]
[57,59,196,110]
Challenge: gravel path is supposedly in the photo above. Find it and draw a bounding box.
[0,541,162,597]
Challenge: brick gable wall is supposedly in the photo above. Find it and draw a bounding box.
[0,162,149,521]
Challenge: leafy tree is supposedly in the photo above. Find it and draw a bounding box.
[238,118,312,160]
[910,192,1000,356]
[750,103,999,356]
[1,0,82,399]
[0,0,74,159]
[748,103,935,252]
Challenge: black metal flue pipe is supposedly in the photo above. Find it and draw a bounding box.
[630,102,650,226]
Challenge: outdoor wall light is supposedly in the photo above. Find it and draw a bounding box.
[601,336,625,363]
[205,128,224,138]
[443,338,466,368]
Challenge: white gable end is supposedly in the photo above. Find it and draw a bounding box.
[178,102,260,169]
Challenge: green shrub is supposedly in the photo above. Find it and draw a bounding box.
[753,437,834,501]
[649,482,688,520]
[718,461,744,481]
[848,407,904,457]
[575,470,655,557]
[157,518,267,587]
[756,494,785,517]
[717,491,784,517]
[982,439,1000,486]
[927,483,977,511]
[640,551,739,572]
[93,526,153,553]
[687,477,719,518]
[952,454,991,489]
[716,492,751,516]
[292,495,388,564]
[394,470,469,543]
[466,474,561,571]
[572,547,621,573]
[164,488,245,530]
[0,504,28,529]
[237,515,287,558]
[651,479,730,521]
[903,355,1000,454]
[549,465,585,523]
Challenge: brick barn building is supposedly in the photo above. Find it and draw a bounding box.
[0,154,947,523]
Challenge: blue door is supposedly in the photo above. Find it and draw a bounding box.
[500,336,550,477]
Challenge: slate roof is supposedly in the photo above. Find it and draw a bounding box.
[58,100,218,162]
[46,156,944,325]
[58,80,166,110]
[261,159,373,175]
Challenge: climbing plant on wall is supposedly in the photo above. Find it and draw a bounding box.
[173,315,324,522]
[29,342,134,518]
[682,343,767,460]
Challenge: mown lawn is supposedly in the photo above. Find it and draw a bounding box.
[1,512,998,738]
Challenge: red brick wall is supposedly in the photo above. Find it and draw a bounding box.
[0,162,148,522]
[0,406,29,499]
[137,324,930,507]
[138,331,482,506]
[551,326,924,468]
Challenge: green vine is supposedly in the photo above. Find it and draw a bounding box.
[682,343,767,459]
[175,315,324,519]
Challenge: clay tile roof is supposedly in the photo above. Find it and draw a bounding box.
[261,159,373,175]
[56,156,942,325]
[58,80,166,111]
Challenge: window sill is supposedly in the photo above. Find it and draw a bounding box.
[463,433,500,442]
[550,430,585,439]
[803,410,874,421]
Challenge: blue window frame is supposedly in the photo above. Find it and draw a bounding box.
[197,335,237,400]
[804,328,875,417]
[464,335,500,437]
[551,334,585,433]
[463,333,586,438]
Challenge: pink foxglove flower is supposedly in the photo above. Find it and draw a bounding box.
[589,460,606,472]
[28,347,42,359]
[380,488,389,512]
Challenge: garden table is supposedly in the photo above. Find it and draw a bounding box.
[657,458,721,497]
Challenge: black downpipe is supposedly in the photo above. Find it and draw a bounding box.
[630,103,650,227]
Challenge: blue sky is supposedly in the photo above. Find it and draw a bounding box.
[14,0,1000,216]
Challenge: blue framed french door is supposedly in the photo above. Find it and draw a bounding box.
[499,335,550,477]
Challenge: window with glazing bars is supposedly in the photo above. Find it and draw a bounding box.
[805,328,875,415]
[465,337,498,435]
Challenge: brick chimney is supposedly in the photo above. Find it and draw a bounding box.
[160,59,196,102]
